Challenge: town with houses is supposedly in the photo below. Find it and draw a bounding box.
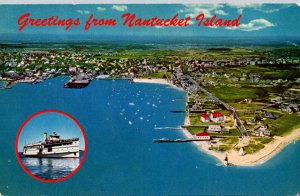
[1,45,300,161]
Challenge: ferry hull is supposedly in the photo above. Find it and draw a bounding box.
[24,151,80,158]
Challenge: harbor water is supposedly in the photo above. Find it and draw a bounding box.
[19,152,83,180]
[0,77,300,195]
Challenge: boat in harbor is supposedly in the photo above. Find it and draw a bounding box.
[64,74,91,88]
[23,132,79,158]
[64,78,90,88]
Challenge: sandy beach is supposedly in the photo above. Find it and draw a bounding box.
[135,78,300,167]
[183,106,300,166]
[132,78,184,91]
[133,78,170,85]
[182,115,227,164]
[227,128,300,166]
[184,111,300,166]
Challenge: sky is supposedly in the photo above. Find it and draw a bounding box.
[18,112,85,151]
[0,4,299,41]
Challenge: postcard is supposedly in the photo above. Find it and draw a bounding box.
[0,2,300,195]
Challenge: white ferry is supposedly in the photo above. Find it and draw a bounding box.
[23,132,80,158]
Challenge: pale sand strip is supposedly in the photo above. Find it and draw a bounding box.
[227,128,300,166]
[134,78,300,166]
[133,78,170,85]
[132,78,184,91]
[183,111,300,166]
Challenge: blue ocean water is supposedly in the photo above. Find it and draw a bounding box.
[19,152,83,180]
[0,77,300,195]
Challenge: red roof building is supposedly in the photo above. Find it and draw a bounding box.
[200,113,210,122]
[196,132,210,136]
[195,132,211,141]
[210,112,225,122]
[212,112,223,118]
[201,113,210,119]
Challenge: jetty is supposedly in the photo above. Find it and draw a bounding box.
[0,81,13,90]
[170,110,186,113]
[153,138,208,143]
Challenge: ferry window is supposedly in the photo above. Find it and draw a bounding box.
[74,152,76,156]
[48,147,52,152]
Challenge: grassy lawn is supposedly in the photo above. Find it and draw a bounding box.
[189,113,202,125]
[222,64,300,80]
[209,128,241,137]
[188,97,195,103]
[186,126,206,135]
[220,137,239,145]
[137,71,172,79]
[212,145,232,152]
[254,137,273,144]
[244,140,265,154]
[230,102,266,110]
[266,113,300,136]
[206,86,271,103]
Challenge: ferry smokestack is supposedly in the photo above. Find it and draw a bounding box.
[44,132,47,142]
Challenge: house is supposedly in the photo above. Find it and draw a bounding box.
[200,113,210,122]
[207,125,229,133]
[262,111,276,120]
[243,98,252,103]
[255,129,271,137]
[254,125,272,137]
[248,116,262,124]
[195,132,211,141]
[271,96,283,103]
[210,112,225,122]
[207,125,222,132]
[281,104,299,113]
[68,67,77,74]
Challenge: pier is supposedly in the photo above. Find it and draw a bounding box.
[170,110,186,113]
[0,81,13,90]
[154,138,208,143]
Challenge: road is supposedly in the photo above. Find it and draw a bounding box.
[185,75,249,137]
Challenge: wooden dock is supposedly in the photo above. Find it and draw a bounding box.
[153,138,208,143]
[170,110,186,113]
[0,81,13,90]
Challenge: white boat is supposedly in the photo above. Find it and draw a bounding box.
[23,132,79,158]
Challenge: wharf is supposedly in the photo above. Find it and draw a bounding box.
[153,138,208,143]
[0,81,13,89]
[170,110,186,113]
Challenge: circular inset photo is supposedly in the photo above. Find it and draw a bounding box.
[15,110,87,182]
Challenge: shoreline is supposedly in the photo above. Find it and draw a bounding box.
[227,128,300,166]
[136,78,300,167]
[182,115,227,164]
[184,111,300,167]
[132,78,184,91]
[134,78,228,165]
[183,113,300,167]
[6,77,300,166]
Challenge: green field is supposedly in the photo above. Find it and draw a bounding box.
[243,140,265,154]
[137,72,172,79]
[266,114,300,136]
[254,137,273,144]
[212,145,232,152]
[186,126,206,135]
[220,137,239,145]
